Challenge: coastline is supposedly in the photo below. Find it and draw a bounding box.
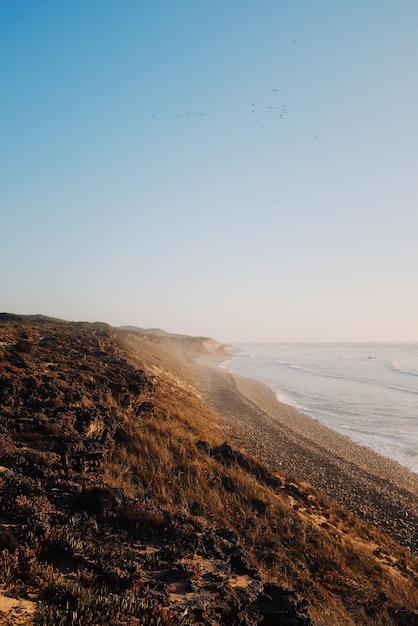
[194,352,418,551]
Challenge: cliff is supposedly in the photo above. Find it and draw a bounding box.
[0,314,417,625]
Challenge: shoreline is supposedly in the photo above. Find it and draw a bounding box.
[219,351,418,476]
[193,352,418,551]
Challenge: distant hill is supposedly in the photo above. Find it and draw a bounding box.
[120,323,228,344]
[119,324,230,356]
[0,315,417,625]
[120,325,175,336]
[0,312,70,324]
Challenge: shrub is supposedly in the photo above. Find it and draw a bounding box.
[34,582,181,626]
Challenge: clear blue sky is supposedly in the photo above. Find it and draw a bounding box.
[2,1,418,342]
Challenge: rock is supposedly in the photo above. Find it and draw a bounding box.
[253,584,314,625]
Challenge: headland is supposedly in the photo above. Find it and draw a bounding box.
[0,314,418,626]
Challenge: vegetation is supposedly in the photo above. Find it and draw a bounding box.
[0,314,417,624]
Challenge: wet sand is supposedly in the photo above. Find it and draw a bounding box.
[194,354,418,552]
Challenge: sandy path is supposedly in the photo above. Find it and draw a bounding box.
[194,355,418,552]
[0,592,35,625]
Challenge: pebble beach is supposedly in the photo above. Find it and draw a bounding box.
[194,354,418,552]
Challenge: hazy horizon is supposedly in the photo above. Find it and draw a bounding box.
[2,2,418,344]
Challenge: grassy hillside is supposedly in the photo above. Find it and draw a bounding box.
[0,314,417,625]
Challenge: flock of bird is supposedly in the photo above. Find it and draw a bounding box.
[250,90,289,129]
[149,88,292,138]
[148,86,327,161]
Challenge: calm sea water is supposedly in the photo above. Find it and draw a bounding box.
[221,343,418,474]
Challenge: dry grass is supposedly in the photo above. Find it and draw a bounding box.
[103,333,418,624]
[1,318,418,625]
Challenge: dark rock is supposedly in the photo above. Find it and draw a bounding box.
[196,440,210,454]
[253,584,314,625]
[137,401,155,415]
[210,442,283,491]
[388,607,418,626]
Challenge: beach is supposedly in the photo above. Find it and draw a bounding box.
[194,353,418,552]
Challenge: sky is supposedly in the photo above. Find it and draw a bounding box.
[2,1,418,343]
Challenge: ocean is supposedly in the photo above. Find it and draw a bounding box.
[220,343,418,474]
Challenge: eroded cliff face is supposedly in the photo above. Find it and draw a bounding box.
[0,314,417,626]
[201,338,227,354]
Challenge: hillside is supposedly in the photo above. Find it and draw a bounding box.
[0,314,417,625]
